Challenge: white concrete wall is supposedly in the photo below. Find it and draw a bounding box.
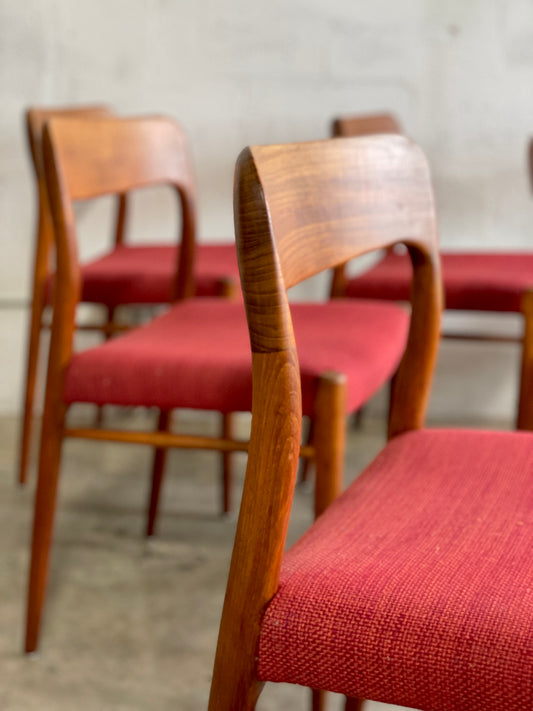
[1,0,533,422]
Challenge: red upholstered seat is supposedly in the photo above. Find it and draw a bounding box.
[347,251,533,312]
[64,299,408,416]
[258,428,533,710]
[46,242,239,306]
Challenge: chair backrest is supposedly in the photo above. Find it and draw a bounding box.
[210,136,441,706]
[331,112,402,137]
[41,115,198,374]
[26,105,114,274]
[236,133,440,449]
[329,112,404,292]
[26,105,111,184]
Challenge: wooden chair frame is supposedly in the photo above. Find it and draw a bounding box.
[331,112,533,430]
[19,106,239,490]
[208,135,442,710]
[19,105,121,488]
[26,115,195,652]
[24,116,327,653]
[298,112,404,485]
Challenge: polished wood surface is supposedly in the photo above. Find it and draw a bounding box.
[208,135,442,709]
[25,115,199,653]
[518,290,533,429]
[43,115,197,299]
[18,106,113,487]
[331,112,401,138]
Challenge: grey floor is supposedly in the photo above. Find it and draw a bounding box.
[0,408,445,710]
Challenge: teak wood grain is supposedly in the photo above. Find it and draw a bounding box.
[42,115,197,301]
[18,106,116,487]
[208,135,442,710]
[25,115,200,653]
[301,112,404,493]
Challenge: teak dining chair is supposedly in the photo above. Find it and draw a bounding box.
[18,105,240,487]
[25,120,410,653]
[332,112,533,431]
[209,135,533,711]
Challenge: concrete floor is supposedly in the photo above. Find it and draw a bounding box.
[0,407,472,711]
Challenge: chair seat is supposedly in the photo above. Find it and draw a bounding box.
[46,243,240,306]
[63,299,408,415]
[347,251,533,312]
[258,428,533,710]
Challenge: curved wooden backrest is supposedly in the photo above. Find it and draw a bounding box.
[26,105,114,271]
[41,115,198,386]
[332,112,402,137]
[209,135,442,709]
[235,135,440,358]
[43,114,197,296]
[43,115,195,201]
[26,105,111,182]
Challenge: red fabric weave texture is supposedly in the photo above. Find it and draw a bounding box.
[63,299,408,415]
[258,428,533,711]
[346,251,533,312]
[47,242,239,305]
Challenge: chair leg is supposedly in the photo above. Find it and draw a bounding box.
[308,374,346,710]
[353,406,364,429]
[95,305,118,427]
[298,416,314,484]
[221,413,233,514]
[25,401,66,653]
[344,697,364,711]
[146,410,171,537]
[517,292,533,430]
[312,689,327,710]
[208,672,262,711]
[313,371,347,519]
[18,299,46,485]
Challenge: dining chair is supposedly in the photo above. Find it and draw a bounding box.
[18,105,240,487]
[332,112,533,431]
[24,119,410,653]
[208,134,533,711]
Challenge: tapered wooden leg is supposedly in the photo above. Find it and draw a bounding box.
[517,292,533,430]
[95,306,118,427]
[386,370,399,440]
[217,278,238,514]
[309,373,346,709]
[146,411,171,537]
[313,371,347,520]
[222,412,233,514]
[353,406,364,429]
[344,697,364,711]
[312,688,327,710]
[18,299,46,485]
[25,401,66,652]
[298,416,314,484]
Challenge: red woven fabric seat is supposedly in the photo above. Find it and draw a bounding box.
[64,298,408,415]
[45,242,239,306]
[258,428,533,710]
[347,251,533,312]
